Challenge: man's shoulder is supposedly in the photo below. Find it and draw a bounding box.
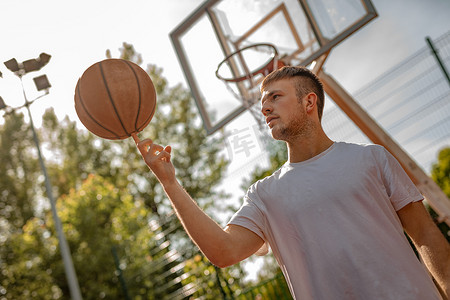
[336,141,380,149]
[336,141,386,155]
[247,164,286,193]
[334,142,393,173]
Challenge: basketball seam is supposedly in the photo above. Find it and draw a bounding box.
[123,61,156,133]
[123,61,141,132]
[139,101,156,131]
[76,82,122,138]
[136,70,156,132]
[99,61,129,137]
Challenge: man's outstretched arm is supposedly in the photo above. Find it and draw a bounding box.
[136,138,264,268]
[398,201,450,299]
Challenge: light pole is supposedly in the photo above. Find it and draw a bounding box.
[1,54,82,300]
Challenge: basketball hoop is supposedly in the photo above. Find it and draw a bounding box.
[216,43,284,82]
[215,43,285,130]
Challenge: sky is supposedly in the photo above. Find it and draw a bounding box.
[1,0,449,129]
[1,0,450,280]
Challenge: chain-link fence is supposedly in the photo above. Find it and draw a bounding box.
[112,213,291,299]
[323,31,450,172]
[113,213,221,299]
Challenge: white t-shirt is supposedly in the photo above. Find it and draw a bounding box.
[228,142,441,300]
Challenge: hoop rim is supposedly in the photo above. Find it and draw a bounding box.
[215,43,279,83]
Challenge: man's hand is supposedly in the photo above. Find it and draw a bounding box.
[135,138,176,186]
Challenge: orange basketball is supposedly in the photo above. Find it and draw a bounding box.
[74,59,156,140]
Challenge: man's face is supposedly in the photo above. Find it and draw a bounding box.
[260,78,311,141]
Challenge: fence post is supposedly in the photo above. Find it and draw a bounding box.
[111,245,131,300]
[426,36,450,86]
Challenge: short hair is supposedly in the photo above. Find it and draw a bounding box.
[261,66,325,121]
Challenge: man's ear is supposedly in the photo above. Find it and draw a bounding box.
[304,92,317,114]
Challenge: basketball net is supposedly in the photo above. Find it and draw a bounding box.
[216,43,284,132]
[220,68,270,131]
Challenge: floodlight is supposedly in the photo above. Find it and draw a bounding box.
[4,58,20,73]
[0,50,80,299]
[39,53,51,67]
[23,59,41,73]
[33,75,51,91]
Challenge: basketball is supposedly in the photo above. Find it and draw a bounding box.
[74,59,156,140]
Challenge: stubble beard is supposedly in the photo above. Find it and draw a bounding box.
[271,108,315,142]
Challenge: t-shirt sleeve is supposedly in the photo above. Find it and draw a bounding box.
[227,189,269,255]
[378,147,424,211]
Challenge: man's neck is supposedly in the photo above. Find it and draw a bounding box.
[286,129,334,163]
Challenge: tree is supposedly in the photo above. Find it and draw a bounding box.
[0,113,40,232]
[432,147,450,196]
[430,147,450,242]
[0,42,245,298]
[2,175,157,299]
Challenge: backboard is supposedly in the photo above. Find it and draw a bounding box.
[171,0,377,135]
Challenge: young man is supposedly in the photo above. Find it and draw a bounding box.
[136,66,450,299]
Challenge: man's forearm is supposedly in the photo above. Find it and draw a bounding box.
[398,202,450,299]
[417,237,450,299]
[161,180,231,266]
[135,138,230,263]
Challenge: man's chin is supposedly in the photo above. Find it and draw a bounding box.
[269,127,284,141]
